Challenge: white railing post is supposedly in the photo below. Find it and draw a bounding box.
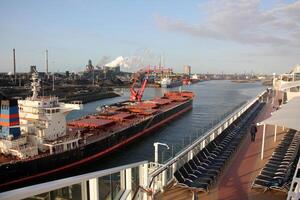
[89,178,99,200]
[125,168,132,199]
[120,170,126,191]
[162,170,167,190]
[81,181,88,200]
[210,132,215,141]
[188,150,193,160]
[261,124,266,160]
[218,127,222,134]
[172,162,177,174]
[201,140,205,150]
[274,125,277,142]
[140,164,148,200]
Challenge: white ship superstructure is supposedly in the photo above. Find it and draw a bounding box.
[160,77,171,88]
[0,70,82,159]
[191,74,199,80]
[273,64,300,101]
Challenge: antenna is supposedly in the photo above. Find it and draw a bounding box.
[45,49,49,76]
[52,74,55,91]
[159,55,162,69]
[92,67,95,86]
[13,48,16,85]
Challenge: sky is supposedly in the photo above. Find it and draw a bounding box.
[0,0,300,74]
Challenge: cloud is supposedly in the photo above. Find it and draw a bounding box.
[154,0,300,47]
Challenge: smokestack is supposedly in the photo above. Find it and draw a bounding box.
[13,48,16,84]
[45,49,49,75]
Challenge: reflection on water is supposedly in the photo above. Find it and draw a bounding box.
[66,80,265,173]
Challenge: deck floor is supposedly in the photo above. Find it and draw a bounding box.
[161,95,288,200]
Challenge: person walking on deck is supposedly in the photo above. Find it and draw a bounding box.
[250,123,257,142]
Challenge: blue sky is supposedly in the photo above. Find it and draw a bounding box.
[0,0,299,74]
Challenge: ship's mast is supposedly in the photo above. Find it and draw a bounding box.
[31,69,41,100]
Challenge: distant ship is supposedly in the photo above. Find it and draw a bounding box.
[160,77,183,88]
[0,70,194,189]
[190,74,200,84]
[183,74,200,85]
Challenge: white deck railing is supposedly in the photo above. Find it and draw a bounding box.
[0,161,148,200]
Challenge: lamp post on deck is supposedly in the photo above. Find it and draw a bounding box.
[153,142,169,164]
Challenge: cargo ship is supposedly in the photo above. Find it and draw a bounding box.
[0,70,194,189]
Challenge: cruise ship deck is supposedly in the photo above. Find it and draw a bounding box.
[159,94,292,200]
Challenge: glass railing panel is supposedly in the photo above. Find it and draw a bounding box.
[99,175,111,200]
[111,172,123,200]
[166,166,173,183]
[131,166,139,192]
[24,183,82,200]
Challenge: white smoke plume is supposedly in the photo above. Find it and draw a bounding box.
[101,48,160,71]
[104,56,130,68]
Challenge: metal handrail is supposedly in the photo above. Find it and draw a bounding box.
[131,185,152,200]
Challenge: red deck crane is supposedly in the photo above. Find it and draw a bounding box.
[130,69,149,102]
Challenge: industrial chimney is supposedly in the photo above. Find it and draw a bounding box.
[45,49,49,75]
[13,48,16,84]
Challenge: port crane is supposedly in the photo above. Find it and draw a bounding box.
[130,69,149,102]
